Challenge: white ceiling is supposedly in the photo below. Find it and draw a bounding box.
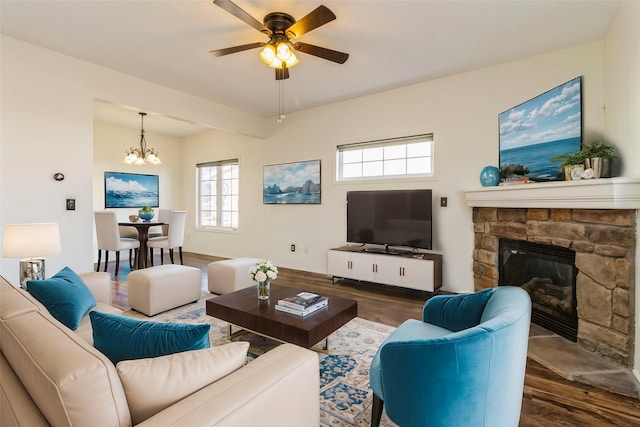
[1,1,620,135]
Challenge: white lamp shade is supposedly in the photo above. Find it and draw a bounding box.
[2,223,62,258]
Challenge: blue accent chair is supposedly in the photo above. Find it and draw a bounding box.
[369,286,531,427]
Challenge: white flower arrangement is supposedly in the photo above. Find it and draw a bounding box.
[249,259,278,283]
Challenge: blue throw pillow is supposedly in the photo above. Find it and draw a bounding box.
[27,267,97,330]
[90,311,211,364]
[423,288,495,332]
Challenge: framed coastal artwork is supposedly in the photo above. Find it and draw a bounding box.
[263,160,321,204]
[499,76,582,182]
[104,171,159,208]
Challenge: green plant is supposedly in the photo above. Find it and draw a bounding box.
[581,141,615,159]
[139,206,153,213]
[550,151,586,169]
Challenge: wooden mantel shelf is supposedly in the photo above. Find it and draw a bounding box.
[464,177,640,209]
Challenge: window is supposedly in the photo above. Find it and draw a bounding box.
[336,134,434,181]
[197,159,239,230]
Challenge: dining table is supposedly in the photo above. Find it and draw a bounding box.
[118,221,164,269]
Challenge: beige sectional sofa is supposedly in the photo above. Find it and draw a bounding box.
[0,273,320,426]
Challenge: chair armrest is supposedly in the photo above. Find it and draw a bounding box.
[78,272,111,305]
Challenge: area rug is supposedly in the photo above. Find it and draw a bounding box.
[122,294,398,426]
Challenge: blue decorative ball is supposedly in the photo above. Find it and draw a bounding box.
[479,166,501,187]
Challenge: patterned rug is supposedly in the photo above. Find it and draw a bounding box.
[122,294,397,426]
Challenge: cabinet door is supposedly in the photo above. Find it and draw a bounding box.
[350,252,376,282]
[373,255,404,286]
[327,250,352,278]
[400,258,435,292]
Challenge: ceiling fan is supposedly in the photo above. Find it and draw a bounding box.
[210,0,349,80]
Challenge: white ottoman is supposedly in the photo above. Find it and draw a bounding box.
[208,257,261,294]
[128,264,201,316]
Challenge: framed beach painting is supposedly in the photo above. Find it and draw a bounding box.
[263,160,321,204]
[499,76,582,181]
[104,171,159,208]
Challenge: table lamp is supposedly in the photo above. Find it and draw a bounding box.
[2,222,61,289]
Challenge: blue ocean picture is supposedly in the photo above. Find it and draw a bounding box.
[263,160,321,204]
[499,77,582,180]
[105,172,159,208]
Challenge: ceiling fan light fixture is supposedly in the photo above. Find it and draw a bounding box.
[284,51,299,67]
[259,44,276,64]
[276,42,292,61]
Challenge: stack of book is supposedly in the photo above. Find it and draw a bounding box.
[275,292,328,317]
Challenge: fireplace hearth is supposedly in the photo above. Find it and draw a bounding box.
[499,238,577,341]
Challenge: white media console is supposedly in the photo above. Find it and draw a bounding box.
[328,246,443,293]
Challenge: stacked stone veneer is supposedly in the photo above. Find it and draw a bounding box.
[473,207,636,367]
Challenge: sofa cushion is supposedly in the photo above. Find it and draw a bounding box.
[75,303,123,345]
[26,267,97,330]
[117,342,249,424]
[90,311,211,364]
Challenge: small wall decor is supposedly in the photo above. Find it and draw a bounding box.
[263,160,321,204]
[104,171,159,208]
[53,172,65,181]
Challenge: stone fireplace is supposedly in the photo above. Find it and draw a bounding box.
[465,178,638,368]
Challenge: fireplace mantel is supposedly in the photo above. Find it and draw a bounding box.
[464,177,640,209]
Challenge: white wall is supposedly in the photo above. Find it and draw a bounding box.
[603,0,640,382]
[0,36,266,283]
[182,42,607,293]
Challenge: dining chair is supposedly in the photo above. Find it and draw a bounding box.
[148,211,186,265]
[148,208,172,238]
[369,286,531,427]
[94,211,140,276]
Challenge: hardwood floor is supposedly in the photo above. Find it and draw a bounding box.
[110,252,640,426]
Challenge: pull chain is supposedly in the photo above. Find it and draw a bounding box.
[277,78,286,123]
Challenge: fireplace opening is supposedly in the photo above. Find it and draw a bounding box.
[499,239,578,342]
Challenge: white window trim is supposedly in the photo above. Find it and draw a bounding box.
[196,158,239,231]
[336,134,434,182]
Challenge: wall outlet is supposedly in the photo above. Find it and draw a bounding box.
[66,198,76,210]
[290,244,296,252]
[440,197,448,207]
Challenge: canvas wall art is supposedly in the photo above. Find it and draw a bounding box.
[499,76,582,181]
[263,160,321,204]
[104,171,159,208]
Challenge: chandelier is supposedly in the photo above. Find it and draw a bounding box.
[123,112,161,165]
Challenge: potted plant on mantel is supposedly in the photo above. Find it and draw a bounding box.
[551,151,586,181]
[581,141,616,178]
[551,141,617,181]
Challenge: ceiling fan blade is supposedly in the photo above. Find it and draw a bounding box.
[275,67,290,80]
[210,42,265,57]
[294,42,349,64]
[286,5,336,39]
[213,0,271,35]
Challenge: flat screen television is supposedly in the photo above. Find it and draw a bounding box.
[346,189,432,253]
[499,76,582,181]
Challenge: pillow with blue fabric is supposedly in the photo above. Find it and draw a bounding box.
[27,266,97,330]
[423,288,495,332]
[90,311,210,364]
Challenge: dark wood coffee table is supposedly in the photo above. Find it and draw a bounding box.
[205,284,357,353]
